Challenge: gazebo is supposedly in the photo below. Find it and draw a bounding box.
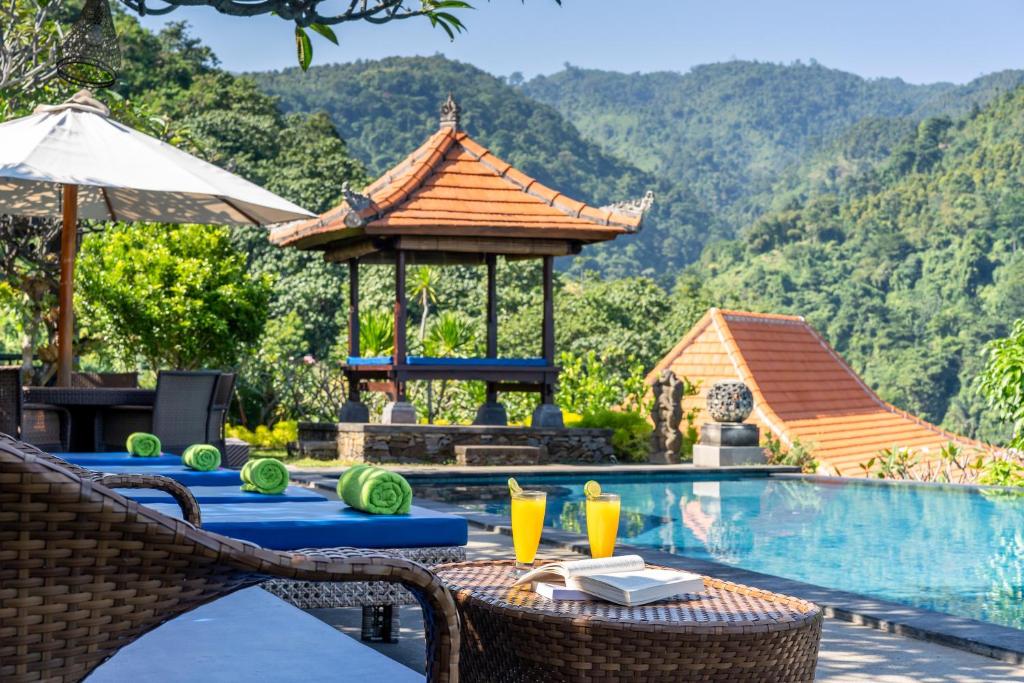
[271,96,651,428]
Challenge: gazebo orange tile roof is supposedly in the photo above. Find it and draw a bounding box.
[648,308,983,475]
[270,96,651,251]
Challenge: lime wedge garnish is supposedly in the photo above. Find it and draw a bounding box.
[508,477,523,495]
[584,480,602,499]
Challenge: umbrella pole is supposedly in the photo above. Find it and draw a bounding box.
[56,184,78,387]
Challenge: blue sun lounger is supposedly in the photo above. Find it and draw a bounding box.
[98,464,241,486]
[146,500,468,551]
[124,485,327,505]
[59,451,184,467]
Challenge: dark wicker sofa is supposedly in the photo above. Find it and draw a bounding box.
[0,434,460,682]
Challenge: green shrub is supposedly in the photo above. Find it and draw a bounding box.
[763,434,818,473]
[226,420,298,449]
[572,409,652,463]
[978,458,1024,488]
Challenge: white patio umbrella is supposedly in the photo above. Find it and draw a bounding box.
[0,90,314,385]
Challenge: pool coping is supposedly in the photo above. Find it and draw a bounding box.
[289,463,801,478]
[295,471,1024,665]
[776,472,1024,496]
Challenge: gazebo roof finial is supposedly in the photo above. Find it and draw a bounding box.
[440,93,461,130]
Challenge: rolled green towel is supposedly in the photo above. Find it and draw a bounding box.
[127,432,161,457]
[182,444,221,471]
[240,457,289,495]
[337,464,412,515]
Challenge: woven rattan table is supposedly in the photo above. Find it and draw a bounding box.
[435,560,822,683]
[24,387,156,451]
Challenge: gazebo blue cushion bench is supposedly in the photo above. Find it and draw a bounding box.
[347,355,547,367]
[147,500,469,551]
[125,484,327,505]
[98,464,241,486]
[89,587,423,683]
[59,451,184,467]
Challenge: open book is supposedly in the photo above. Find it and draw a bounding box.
[513,555,705,607]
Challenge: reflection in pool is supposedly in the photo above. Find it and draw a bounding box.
[427,476,1024,630]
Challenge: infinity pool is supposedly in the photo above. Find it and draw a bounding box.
[426,474,1024,629]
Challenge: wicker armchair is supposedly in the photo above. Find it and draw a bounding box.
[205,372,235,454]
[0,434,460,683]
[0,367,70,451]
[103,370,219,452]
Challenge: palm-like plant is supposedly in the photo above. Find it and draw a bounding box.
[425,311,476,357]
[423,311,477,423]
[359,309,394,357]
[409,266,438,344]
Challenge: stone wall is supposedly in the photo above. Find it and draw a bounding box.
[295,422,615,464]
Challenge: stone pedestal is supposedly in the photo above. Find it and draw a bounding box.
[700,423,759,447]
[473,401,508,426]
[693,444,766,467]
[531,403,564,429]
[694,418,764,467]
[338,400,370,424]
[381,401,417,425]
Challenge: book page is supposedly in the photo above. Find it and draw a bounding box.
[513,555,645,585]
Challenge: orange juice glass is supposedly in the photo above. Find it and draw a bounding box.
[511,490,546,572]
[586,493,621,558]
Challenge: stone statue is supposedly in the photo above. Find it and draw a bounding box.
[649,370,685,464]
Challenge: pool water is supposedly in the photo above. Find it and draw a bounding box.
[439,475,1024,630]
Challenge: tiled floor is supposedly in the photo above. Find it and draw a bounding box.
[312,527,1024,681]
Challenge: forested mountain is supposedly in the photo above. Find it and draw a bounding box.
[682,89,1024,443]
[256,58,1024,278]
[523,62,1024,232]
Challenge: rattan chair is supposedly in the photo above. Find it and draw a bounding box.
[0,367,70,451]
[70,372,139,388]
[103,370,220,453]
[0,434,459,683]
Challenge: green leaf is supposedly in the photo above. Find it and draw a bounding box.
[309,23,339,45]
[295,26,313,71]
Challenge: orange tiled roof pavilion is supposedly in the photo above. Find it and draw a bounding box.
[271,95,651,257]
[271,95,650,427]
[648,309,981,475]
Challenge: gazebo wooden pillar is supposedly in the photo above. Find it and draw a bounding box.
[271,95,652,426]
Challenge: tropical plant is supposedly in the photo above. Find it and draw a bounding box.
[762,434,818,473]
[359,309,395,357]
[226,420,298,450]
[977,457,1024,489]
[572,409,652,463]
[977,319,1024,450]
[424,310,475,357]
[861,447,922,480]
[77,223,270,371]
[556,350,648,417]
[410,266,439,343]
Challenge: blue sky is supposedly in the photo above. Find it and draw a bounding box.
[139,0,1024,83]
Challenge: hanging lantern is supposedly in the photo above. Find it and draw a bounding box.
[57,0,122,88]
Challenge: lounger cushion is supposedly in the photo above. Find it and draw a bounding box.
[407,356,548,367]
[346,356,393,365]
[89,587,424,682]
[346,356,549,367]
[59,451,184,466]
[148,500,469,550]
[98,464,240,486]
[125,485,327,505]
